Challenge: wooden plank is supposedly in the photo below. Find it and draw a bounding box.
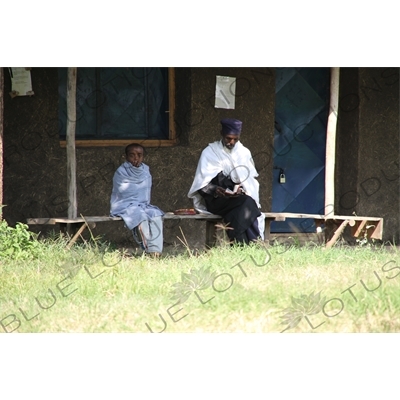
[264,219,272,243]
[263,212,325,219]
[27,213,383,225]
[330,214,381,221]
[66,223,88,250]
[168,67,176,142]
[352,220,368,237]
[205,221,217,248]
[66,67,77,220]
[325,219,349,249]
[27,218,58,225]
[324,67,340,215]
[370,219,383,240]
[27,214,222,225]
[27,217,122,225]
[164,213,221,220]
[59,139,178,148]
[0,67,3,216]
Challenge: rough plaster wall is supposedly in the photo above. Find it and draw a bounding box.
[336,68,360,216]
[357,68,399,242]
[3,68,68,224]
[336,67,399,243]
[3,67,275,249]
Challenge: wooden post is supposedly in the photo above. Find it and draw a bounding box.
[66,68,77,220]
[205,221,217,248]
[0,67,3,218]
[324,67,340,216]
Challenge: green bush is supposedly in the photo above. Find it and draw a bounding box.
[0,220,41,260]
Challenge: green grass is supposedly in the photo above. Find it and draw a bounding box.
[1,235,400,333]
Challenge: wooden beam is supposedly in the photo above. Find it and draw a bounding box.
[325,219,349,249]
[352,219,368,238]
[168,67,176,142]
[66,68,77,219]
[66,222,88,250]
[324,67,340,216]
[205,221,217,248]
[0,67,3,217]
[264,219,272,244]
[59,139,178,148]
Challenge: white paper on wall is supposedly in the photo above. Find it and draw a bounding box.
[9,68,34,98]
[215,75,236,109]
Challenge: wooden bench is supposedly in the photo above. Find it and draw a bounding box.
[27,212,383,249]
[262,212,383,249]
[27,214,222,249]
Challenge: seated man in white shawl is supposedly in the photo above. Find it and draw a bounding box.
[110,143,164,255]
[188,118,264,244]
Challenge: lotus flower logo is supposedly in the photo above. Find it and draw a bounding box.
[280,291,326,332]
[170,266,218,304]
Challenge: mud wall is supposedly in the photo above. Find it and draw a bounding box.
[336,67,399,242]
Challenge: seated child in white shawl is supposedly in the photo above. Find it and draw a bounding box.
[110,143,164,255]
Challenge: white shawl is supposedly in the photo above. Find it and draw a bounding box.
[110,162,164,230]
[188,140,260,212]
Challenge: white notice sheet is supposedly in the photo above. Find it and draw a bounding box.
[215,75,236,109]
